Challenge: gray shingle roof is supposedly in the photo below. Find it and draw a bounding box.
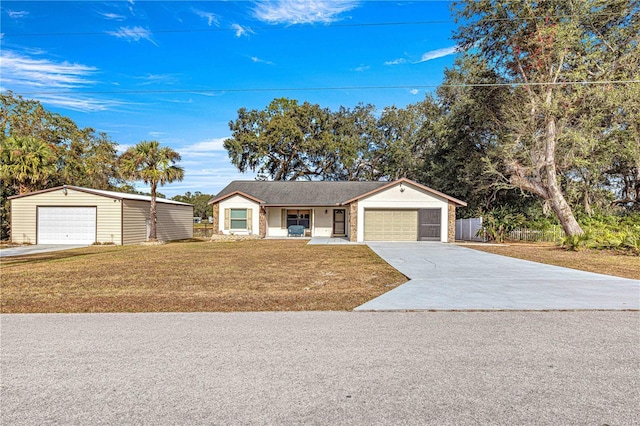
[212,180,389,206]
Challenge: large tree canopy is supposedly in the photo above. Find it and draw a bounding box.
[1,92,122,192]
[0,92,123,239]
[224,97,441,182]
[225,98,362,181]
[451,0,640,235]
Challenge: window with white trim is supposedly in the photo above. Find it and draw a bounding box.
[224,208,252,231]
[230,209,247,229]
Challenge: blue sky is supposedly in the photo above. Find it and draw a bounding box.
[1,0,461,197]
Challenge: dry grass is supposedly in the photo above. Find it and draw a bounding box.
[467,242,640,280]
[0,240,406,313]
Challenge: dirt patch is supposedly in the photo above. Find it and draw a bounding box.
[467,242,640,280]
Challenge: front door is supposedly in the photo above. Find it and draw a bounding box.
[333,209,346,235]
[418,208,441,241]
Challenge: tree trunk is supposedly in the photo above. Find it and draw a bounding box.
[544,116,584,237]
[149,182,157,241]
[547,180,584,236]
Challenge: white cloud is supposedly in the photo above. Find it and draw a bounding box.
[232,23,254,38]
[193,91,225,97]
[253,0,358,25]
[409,89,419,95]
[416,46,457,63]
[31,94,124,112]
[135,73,179,86]
[149,131,165,138]
[180,138,228,156]
[7,10,29,19]
[251,56,275,65]
[192,9,219,26]
[384,58,406,66]
[116,144,131,154]
[0,50,125,112]
[130,138,252,198]
[353,64,370,72]
[0,50,96,89]
[157,167,256,198]
[107,26,158,46]
[97,11,126,21]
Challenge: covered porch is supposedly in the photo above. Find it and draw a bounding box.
[264,206,350,239]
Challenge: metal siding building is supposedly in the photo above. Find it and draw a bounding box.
[9,186,193,245]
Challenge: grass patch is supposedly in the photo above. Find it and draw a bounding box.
[467,242,640,280]
[0,240,406,313]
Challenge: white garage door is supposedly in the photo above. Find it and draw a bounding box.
[364,209,418,241]
[38,207,97,244]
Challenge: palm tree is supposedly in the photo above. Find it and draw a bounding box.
[120,141,184,241]
[0,136,57,194]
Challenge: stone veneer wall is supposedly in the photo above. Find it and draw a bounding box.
[259,207,267,237]
[349,202,358,242]
[209,234,260,242]
[211,203,220,233]
[448,202,456,243]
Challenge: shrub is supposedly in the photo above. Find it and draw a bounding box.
[480,207,526,243]
[559,213,640,254]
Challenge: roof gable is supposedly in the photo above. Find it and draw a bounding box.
[343,178,467,206]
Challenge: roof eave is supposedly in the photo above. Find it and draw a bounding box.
[342,178,467,206]
[208,190,264,205]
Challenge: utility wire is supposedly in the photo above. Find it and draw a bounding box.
[13,80,640,96]
[3,12,633,37]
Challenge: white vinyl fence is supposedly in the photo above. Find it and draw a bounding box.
[508,226,565,242]
[456,218,566,243]
[455,217,485,242]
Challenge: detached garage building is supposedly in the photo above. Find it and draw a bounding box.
[9,185,193,245]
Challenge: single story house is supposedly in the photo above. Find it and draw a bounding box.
[9,185,193,245]
[208,178,466,242]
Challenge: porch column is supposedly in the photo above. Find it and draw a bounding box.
[448,202,456,243]
[259,206,267,238]
[349,202,358,242]
[211,203,219,236]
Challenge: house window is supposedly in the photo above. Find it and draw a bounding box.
[230,209,248,229]
[287,209,310,229]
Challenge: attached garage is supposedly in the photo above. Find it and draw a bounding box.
[9,186,193,245]
[351,180,465,243]
[364,210,418,241]
[363,208,442,242]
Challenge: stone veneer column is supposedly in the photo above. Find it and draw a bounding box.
[349,202,358,242]
[211,203,219,235]
[448,202,456,243]
[259,206,267,238]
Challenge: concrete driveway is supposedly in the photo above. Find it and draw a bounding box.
[0,244,89,258]
[356,242,640,311]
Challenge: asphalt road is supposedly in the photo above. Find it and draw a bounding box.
[2,312,639,425]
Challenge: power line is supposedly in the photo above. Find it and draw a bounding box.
[2,12,632,37]
[13,80,640,96]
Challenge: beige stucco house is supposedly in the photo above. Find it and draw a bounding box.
[9,185,193,245]
[208,178,466,242]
